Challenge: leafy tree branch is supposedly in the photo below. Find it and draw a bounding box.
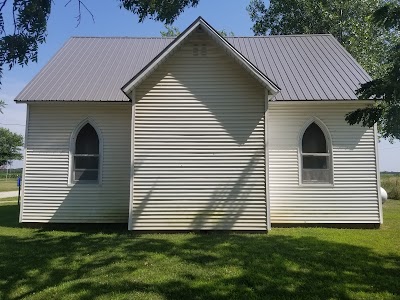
[0,0,199,85]
[247,0,399,79]
[0,99,5,113]
[0,127,23,167]
[346,2,400,140]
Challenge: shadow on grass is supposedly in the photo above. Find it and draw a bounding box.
[1,204,399,299]
[0,203,21,229]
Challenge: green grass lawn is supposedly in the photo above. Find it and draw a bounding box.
[0,179,19,192]
[0,199,399,300]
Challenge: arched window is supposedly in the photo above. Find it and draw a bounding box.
[301,122,332,184]
[73,123,100,182]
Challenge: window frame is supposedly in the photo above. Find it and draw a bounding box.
[298,117,334,186]
[69,119,103,186]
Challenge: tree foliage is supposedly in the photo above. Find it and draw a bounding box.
[160,25,234,38]
[247,0,399,78]
[0,99,5,113]
[346,2,400,140]
[0,0,198,85]
[0,127,23,167]
[0,0,51,84]
[120,0,199,24]
[218,29,235,37]
[160,25,181,37]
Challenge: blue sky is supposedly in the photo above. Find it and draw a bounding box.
[0,0,399,171]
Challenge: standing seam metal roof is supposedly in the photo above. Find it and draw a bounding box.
[15,35,371,102]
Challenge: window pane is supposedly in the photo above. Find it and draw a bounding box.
[74,170,98,181]
[303,156,328,169]
[75,156,98,169]
[303,169,330,183]
[75,123,99,154]
[302,122,327,153]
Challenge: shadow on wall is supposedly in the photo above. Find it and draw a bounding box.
[190,155,262,229]
[131,155,263,230]
[132,46,267,230]
[136,65,265,145]
[48,123,132,224]
[0,209,399,299]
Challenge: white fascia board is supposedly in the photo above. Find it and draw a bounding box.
[122,17,280,97]
[268,100,376,105]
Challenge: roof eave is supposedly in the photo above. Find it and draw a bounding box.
[121,17,280,98]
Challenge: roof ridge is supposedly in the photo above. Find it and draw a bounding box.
[228,34,333,38]
[70,34,333,39]
[70,36,176,39]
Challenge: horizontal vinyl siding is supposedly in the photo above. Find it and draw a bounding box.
[268,103,380,224]
[134,31,266,230]
[22,103,131,223]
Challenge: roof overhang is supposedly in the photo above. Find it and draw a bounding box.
[121,17,280,99]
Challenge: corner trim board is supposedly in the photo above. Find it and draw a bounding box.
[128,90,136,230]
[374,123,383,224]
[19,104,29,223]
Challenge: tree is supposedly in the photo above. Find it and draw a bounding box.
[247,0,399,78]
[160,25,234,37]
[120,0,199,24]
[218,29,235,37]
[345,2,400,140]
[160,25,181,37]
[0,100,5,113]
[0,0,51,84]
[0,127,23,167]
[0,0,199,85]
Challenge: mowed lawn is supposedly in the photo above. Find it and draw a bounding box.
[0,179,19,192]
[0,199,399,300]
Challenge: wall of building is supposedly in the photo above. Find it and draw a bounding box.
[21,103,131,223]
[133,31,267,230]
[268,102,380,224]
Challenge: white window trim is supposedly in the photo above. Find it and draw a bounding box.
[68,118,103,186]
[298,117,334,186]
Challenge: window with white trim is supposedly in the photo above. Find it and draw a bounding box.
[73,123,99,182]
[301,122,331,184]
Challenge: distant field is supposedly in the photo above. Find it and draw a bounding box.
[0,169,22,179]
[0,179,19,192]
[381,173,400,200]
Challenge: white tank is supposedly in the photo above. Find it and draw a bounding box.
[381,187,388,203]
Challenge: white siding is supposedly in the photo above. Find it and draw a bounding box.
[22,103,131,223]
[268,102,380,224]
[133,32,266,230]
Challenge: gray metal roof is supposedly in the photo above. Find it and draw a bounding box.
[15,34,371,102]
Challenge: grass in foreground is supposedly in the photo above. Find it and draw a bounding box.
[0,179,19,192]
[381,174,400,200]
[0,199,399,300]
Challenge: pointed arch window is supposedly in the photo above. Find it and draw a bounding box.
[73,123,100,182]
[301,122,332,184]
